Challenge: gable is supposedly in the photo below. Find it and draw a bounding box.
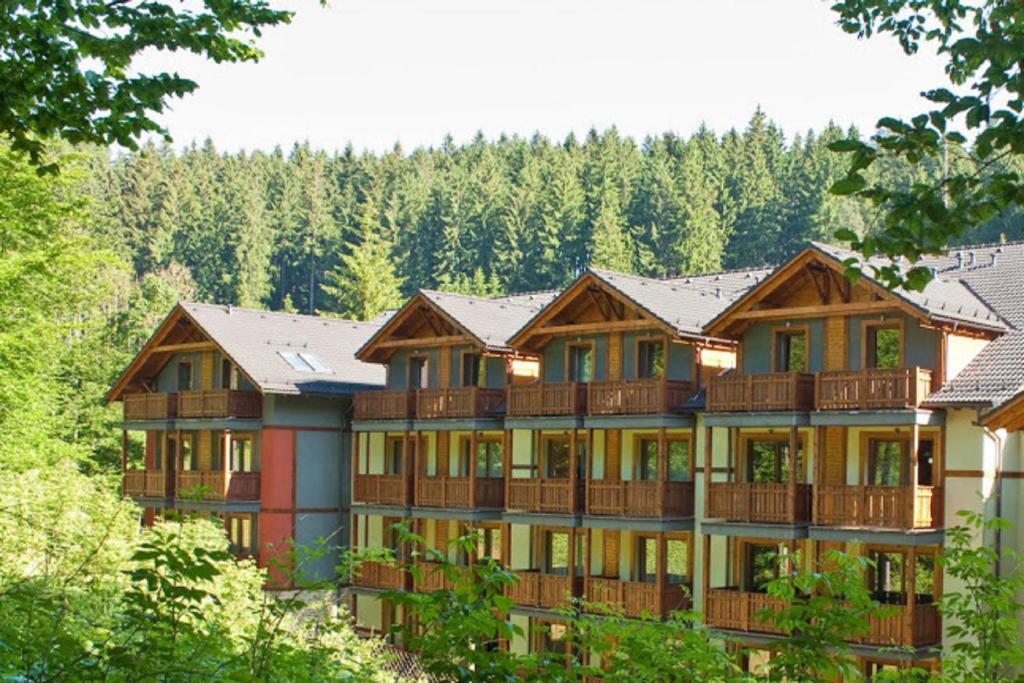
[356,294,482,364]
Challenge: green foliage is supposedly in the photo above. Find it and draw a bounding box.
[0,0,291,170]
[828,1,1024,290]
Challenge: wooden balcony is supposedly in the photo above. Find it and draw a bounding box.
[587,379,694,415]
[123,392,176,421]
[507,571,581,609]
[354,473,411,506]
[863,603,941,647]
[706,373,814,412]
[414,476,504,508]
[353,560,408,591]
[705,589,788,635]
[175,470,260,501]
[815,367,933,411]
[815,485,941,529]
[507,382,587,417]
[506,478,583,514]
[705,482,812,524]
[177,389,262,419]
[412,561,453,592]
[122,468,170,498]
[584,578,690,619]
[586,480,694,518]
[416,387,505,419]
[353,389,415,420]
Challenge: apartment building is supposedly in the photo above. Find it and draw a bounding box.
[347,241,1024,676]
[108,302,384,586]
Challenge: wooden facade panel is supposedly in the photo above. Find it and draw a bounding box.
[198,431,212,470]
[608,332,622,381]
[437,432,450,475]
[200,351,214,390]
[602,530,619,577]
[824,316,846,371]
[605,429,621,481]
[823,426,846,485]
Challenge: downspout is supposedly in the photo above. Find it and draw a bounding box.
[979,413,1005,577]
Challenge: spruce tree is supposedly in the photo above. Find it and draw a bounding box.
[320,225,403,320]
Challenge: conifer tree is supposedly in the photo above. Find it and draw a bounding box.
[320,226,403,320]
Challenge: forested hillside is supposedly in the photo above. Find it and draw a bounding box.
[86,109,1024,319]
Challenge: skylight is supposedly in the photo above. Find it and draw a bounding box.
[279,351,332,373]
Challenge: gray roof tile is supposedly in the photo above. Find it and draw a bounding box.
[419,289,560,350]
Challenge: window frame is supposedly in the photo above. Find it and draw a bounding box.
[740,432,805,484]
[565,341,596,383]
[384,436,405,475]
[770,325,810,373]
[460,350,483,388]
[230,433,255,473]
[861,318,905,370]
[635,335,667,380]
[177,360,193,391]
[408,354,429,390]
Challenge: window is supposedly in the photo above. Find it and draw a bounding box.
[637,339,665,379]
[211,433,222,470]
[668,440,690,481]
[408,356,428,390]
[544,438,570,478]
[279,351,332,373]
[864,661,900,680]
[228,515,256,555]
[220,358,234,389]
[533,621,569,655]
[542,531,570,575]
[636,536,658,583]
[746,438,802,484]
[918,439,935,486]
[666,538,689,585]
[867,550,905,604]
[745,544,781,593]
[637,438,659,481]
[177,361,193,391]
[461,352,482,387]
[865,324,901,369]
[177,433,196,471]
[231,435,254,472]
[567,343,594,383]
[475,440,503,478]
[774,330,807,372]
[476,526,502,563]
[868,439,904,486]
[385,438,403,475]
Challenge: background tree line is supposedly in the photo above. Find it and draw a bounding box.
[90,109,1024,320]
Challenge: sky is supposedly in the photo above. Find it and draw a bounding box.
[135,0,950,154]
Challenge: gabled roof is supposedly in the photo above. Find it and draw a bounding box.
[356,289,558,362]
[704,243,1008,337]
[107,302,386,401]
[508,267,770,350]
[929,330,1024,409]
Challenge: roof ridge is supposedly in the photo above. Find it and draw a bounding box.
[592,264,774,284]
[181,301,380,326]
[421,288,553,308]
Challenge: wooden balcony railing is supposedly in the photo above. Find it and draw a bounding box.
[175,470,260,501]
[507,382,587,417]
[354,473,411,506]
[815,367,933,411]
[413,561,452,592]
[123,392,177,421]
[123,468,170,497]
[705,589,788,635]
[414,476,504,508]
[587,379,694,415]
[584,578,690,619]
[864,603,941,647]
[507,571,581,609]
[506,478,583,514]
[177,389,262,419]
[815,485,941,529]
[586,480,694,518]
[706,373,815,412]
[416,387,505,419]
[705,482,812,524]
[353,390,415,420]
[353,560,407,591]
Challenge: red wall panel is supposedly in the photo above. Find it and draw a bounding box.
[145,431,156,468]
[258,511,294,588]
[260,428,295,509]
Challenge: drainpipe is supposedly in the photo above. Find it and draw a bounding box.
[978,413,1005,576]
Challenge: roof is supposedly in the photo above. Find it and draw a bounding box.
[928,331,1024,409]
[419,289,559,350]
[180,303,386,396]
[917,241,1024,328]
[589,267,774,338]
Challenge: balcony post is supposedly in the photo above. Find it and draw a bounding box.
[501,522,511,570]
[222,429,231,499]
[788,426,798,520]
[401,431,410,504]
[469,430,479,506]
[503,429,512,510]
[703,425,713,519]
[120,430,128,495]
[701,533,711,619]
[413,430,421,507]
[583,529,591,606]
[352,430,360,501]
[905,545,917,645]
[569,428,579,512]
[656,532,667,615]
[909,422,920,528]
[567,528,577,597]
[812,426,822,524]
[585,429,595,513]
[657,427,667,516]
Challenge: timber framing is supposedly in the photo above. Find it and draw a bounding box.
[355,293,485,363]
[983,388,1024,431]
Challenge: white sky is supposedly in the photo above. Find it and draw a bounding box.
[135,0,949,154]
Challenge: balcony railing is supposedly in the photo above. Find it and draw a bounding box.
[414,476,504,509]
[506,478,583,514]
[353,389,416,420]
[707,373,815,412]
[864,603,941,647]
[815,485,941,529]
[412,561,453,592]
[587,379,694,415]
[815,367,933,411]
[123,392,177,421]
[175,470,260,501]
[177,389,262,419]
[586,480,694,518]
[507,382,587,417]
[507,571,581,609]
[122,468,171,498]
[416,387,505,419]
[705,482,812,524]
[353,560,407,591]
[584,578,690,619]
[354,473,411,506]
[705,589,788,635]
